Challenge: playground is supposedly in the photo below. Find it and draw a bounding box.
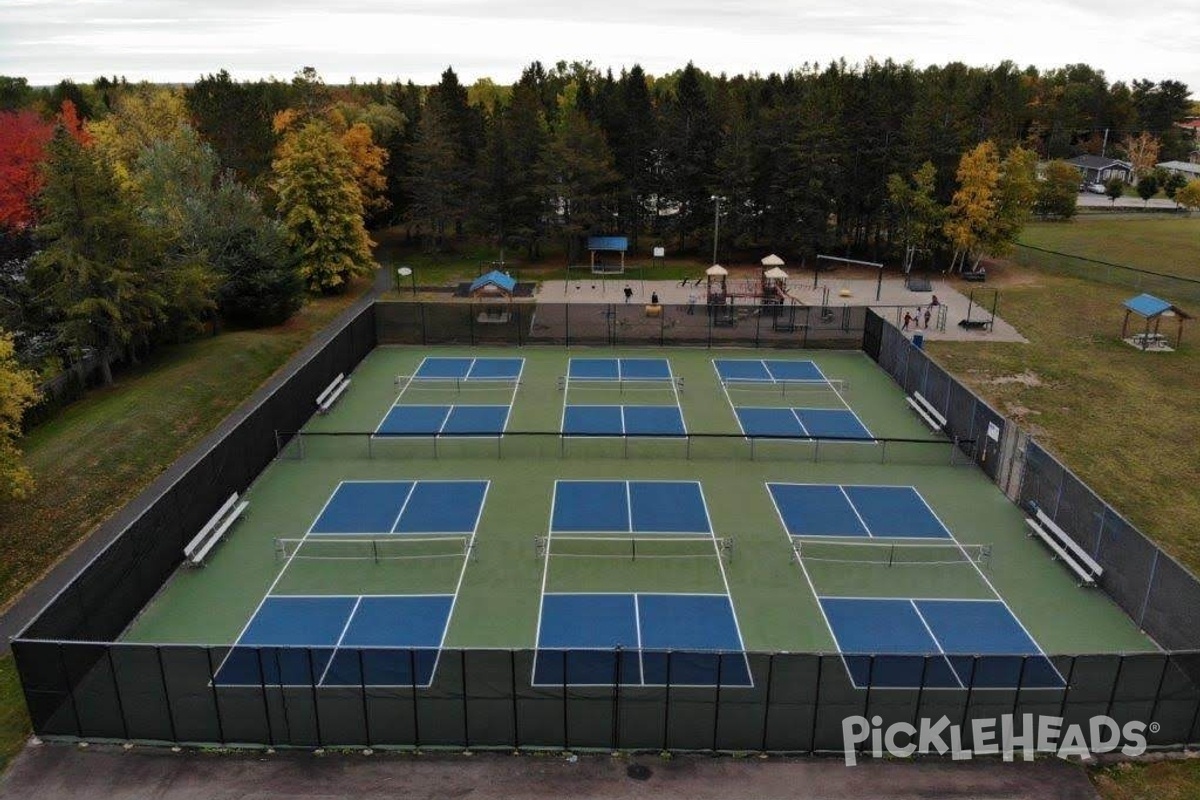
[544,275,1025,343]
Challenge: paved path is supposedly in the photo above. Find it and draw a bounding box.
[0,743,1099,800]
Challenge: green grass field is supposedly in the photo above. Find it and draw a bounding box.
[1018,216,1200,280]
[124,347,1150,663]
[0,278,372,771]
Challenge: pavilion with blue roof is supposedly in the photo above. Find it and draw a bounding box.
[1121,293,1190,351]
[469,270,517,298]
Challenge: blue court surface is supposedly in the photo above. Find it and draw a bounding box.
[820,597,1064,689]
[376,404,510,436]
[414,356,524,381]
[214,595,453,687]
[562,405,686,436]
[735,407,872,439]
[768,483,952,539]
[533,593,752,686]
[551,480,711,534]
[568,358,673,381]
[310,480,488,535]
[714,359,826,384]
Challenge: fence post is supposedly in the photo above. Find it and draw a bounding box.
[155,646,179,744]
[359,650,372,748]
[205,648,226,745]
[1138,550,1160,630]
[410,649,421,749]
[105,648,131,741]
[307,648,323,747]
[662,651,672,751]
[760,654,774,752]
[562,650,569,751]
[461,650,471,750]
[958,656,978,742]
[808,655,823,754]
[419,302,427,345]
[56,643,84,738]
[256,649,275,746]
[511,650,520,750]
[712,655,724,751]
[1146,655,1172,740]
[612,647,622,751]
[1104,655,1126,719]
[1057,656,1078,720]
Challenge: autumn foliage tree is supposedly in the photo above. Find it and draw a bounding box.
[0,110,55,230]
[271,119,374,293]
[0,329,39,501]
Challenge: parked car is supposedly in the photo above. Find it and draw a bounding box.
[1085,182,1107,194]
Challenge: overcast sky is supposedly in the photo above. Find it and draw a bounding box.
[3,0,1197,94]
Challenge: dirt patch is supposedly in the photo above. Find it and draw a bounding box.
[984,370,1044,388]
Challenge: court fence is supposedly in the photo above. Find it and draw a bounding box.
[375,301,874,349]
[12,641,1200,752]
[11,300,1200,753]
[276,430,975,467]
[863,308,1200,654]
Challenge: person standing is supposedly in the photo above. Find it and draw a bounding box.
[923,308,931,328]
[623,285,633,303]
[903,311,912,330]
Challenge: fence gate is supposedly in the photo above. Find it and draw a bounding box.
[996,425,1029,503]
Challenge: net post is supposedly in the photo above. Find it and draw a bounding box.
[367,433,373,459]
[373,540,380,565]
[880,439,887,464]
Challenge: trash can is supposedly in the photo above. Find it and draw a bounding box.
[912,332,925,350]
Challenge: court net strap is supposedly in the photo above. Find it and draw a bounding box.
[790,539,991,567]
[536,535,732,561]
[276,536,475,563]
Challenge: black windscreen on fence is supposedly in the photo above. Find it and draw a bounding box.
[14,301,1200,752]
[19,300,378,644]
[13,640,1200,752]
[376,302,869,349]
[1018,440,1200,651]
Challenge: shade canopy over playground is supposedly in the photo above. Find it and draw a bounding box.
[761,254,785,267]
[1121,293,1190,351]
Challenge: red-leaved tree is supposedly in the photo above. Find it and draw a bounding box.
[0,110,54,229]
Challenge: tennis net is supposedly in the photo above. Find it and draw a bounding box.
[790,539,991,568]
[537,535,732,562]
[557,376,685,394]
[722,378,849,400]
[396,375,521,393]
[276,535,475,564]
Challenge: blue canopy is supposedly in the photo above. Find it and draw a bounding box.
[470,270,517,294]
[588,236,629,252]
[1123,294,1174,318]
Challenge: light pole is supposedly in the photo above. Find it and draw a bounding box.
[710,195,726,266]
[396,266,416,297]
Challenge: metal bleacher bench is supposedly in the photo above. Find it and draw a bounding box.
[184,493,249,566]
[316,373,352,414]
[1024,507,1103,587]
[905,391,947,432]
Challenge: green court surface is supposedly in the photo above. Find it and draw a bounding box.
[123,347,1154,658]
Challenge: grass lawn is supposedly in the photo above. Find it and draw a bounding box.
[927,270,1200,572]
[1092,760,1200,800]
[1018,216,1200,280]
[0,275,372,770]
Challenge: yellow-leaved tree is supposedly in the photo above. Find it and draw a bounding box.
[0,330,40,502]
[271,118,375,293]
[944,142,1037,272]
